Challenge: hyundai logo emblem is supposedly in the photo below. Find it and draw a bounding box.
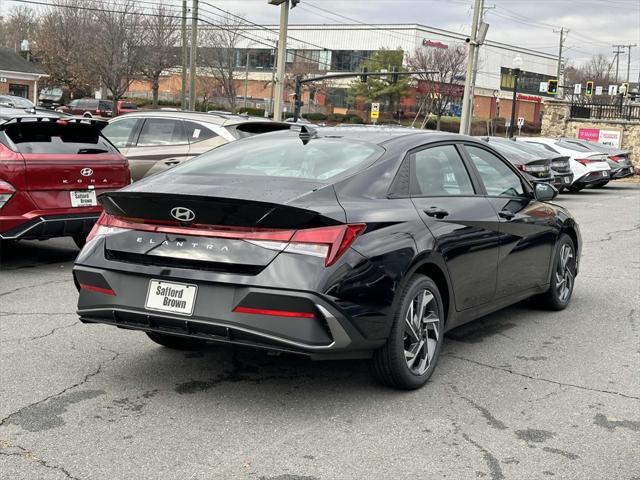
[170,207,196,222]
[80,168,93,177]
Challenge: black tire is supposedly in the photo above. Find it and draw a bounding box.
[73,233,87,249]
[83,112,92,118]
[146,331,208,350]
[532,233,576,311]
[371,275,445,390]
[592,181,609,188]
[567,185,584,193]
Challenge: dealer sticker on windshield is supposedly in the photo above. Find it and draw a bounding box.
[145,280,197,316]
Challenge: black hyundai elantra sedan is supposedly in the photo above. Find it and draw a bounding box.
[73,126,581,390]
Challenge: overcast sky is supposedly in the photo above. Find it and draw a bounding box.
[3,0,639,79]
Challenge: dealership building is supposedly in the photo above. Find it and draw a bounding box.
[128,23,559,122]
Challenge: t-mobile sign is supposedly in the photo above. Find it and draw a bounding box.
[578,128,622,148]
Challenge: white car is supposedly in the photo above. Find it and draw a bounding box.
[515,137,611,192]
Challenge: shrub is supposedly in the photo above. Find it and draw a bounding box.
[302,112,328,121]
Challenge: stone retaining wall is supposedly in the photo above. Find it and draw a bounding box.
[541,99,640,168]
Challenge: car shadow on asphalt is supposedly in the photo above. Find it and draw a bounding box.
[100,301,535,400]
[0,238,79,270]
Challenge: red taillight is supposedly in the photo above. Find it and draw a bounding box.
[609,155,623,163]
[92,213,365,266]
[576,158,593,166]
[79,283,116,296]
[233,306,315,319]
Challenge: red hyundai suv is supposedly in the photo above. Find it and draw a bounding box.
[0,110,131,248]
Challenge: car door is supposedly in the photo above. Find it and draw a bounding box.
[101,117,142,157]
[462,144,557,298]
[125,117,190,180]
[183,120,228,156]
[409,143,501,311]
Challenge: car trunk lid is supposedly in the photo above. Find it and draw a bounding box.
[1,117,129,209]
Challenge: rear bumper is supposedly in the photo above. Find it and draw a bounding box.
[574,170,610,186]
[612,166,635,179]
[0,212,99,240]
[551,171,573,189]
[73,265,384,360]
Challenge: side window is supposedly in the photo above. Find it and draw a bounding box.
[184,121,218,143]
[99,101,113,111]
[79,99,92,109]
[101,118,140,148]
[68,100,79,108]
[411,144,475,196]
[136,118,188,147]
[465,145,525,197]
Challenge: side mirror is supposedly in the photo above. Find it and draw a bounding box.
[534,182,558,202]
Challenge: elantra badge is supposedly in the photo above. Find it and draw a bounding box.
[80,168,93,177]
[171,207,196,222]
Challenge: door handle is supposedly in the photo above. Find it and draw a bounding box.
[164,159,181,166]
[424,207,449,219]
[498,209,516,220]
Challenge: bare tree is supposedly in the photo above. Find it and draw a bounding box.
[140,5,180,108]
[201,14,245,112]
[0,6,37,52]
[565,54,615,90]
[32,0,98,96]
[91,0,145,115]
[407,44,466,130]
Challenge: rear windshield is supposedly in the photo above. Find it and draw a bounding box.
[227,122,292,139]
[173,134,383,180]
[120,102,137,109]
[3,121,117,154]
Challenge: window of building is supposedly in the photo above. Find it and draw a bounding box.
[9,84,29,98]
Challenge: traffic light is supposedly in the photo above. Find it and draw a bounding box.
[547,79,558,94]
[360,67,368,83]
[586,81,594,96]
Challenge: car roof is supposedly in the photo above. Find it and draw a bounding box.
[113,109,278,126]
[305,125,474,146]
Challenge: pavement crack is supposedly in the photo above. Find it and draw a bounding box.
[0,440,82,479]
[586,224,640,243]
[0,321,80,344]
[0,349,120,428]
[446,354,640,400]
[449,385,508,430]
[0,279,72,298]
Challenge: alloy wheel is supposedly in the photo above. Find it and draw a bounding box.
[403,289,441,376]
[555,243,574,302]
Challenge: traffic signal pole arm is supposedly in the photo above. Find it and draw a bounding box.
[292,71,438,122]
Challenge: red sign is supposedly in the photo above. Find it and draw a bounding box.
[422,39,448,49]
[578,128,600,142]
[517,94,542,102]
[417,80,464,97]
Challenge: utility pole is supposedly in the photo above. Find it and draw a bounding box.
[189,0,199,110]
[612,45,625,83]
[465,1,491,134]
[625,44,637,83]
[553,27,567,99]
[459,0,482,135]
[272,0,290,121]
[181,0,188,109]
[244,50,251,108]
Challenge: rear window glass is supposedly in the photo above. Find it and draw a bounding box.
[120,102,137,110]
[228,122,291,139]
[3,121,117,154]
[174,135,383,181]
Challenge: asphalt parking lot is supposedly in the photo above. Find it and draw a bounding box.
[1,184,638,480]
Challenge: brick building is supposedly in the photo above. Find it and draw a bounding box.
[0,48,47,103]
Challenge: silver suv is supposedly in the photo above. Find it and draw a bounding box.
[101,110,291,180]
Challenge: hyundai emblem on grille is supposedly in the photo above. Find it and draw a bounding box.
[170,207,196,222]
[80,168,93,177]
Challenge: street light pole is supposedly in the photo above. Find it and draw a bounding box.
[244,50,251,108]
[272,0,289,121]
[181,0,188,109]
[188,0,198,110]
